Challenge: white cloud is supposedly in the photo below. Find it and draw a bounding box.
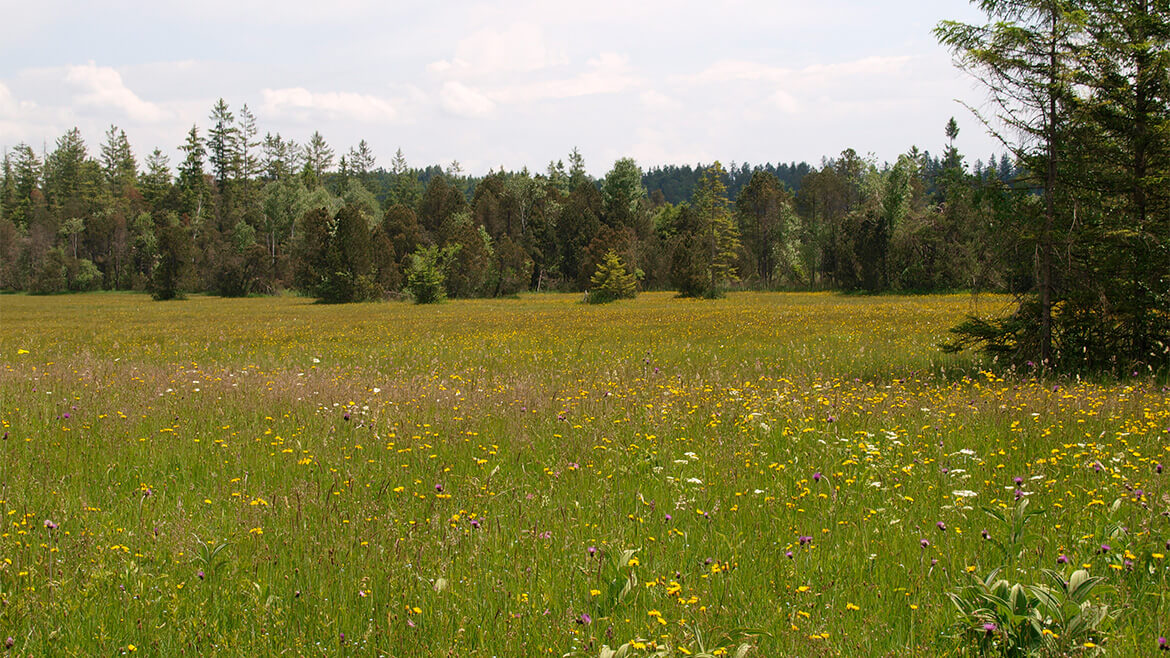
[0,82,16,113]
[429,22,565,77]
[676,55,912,88]
[64,62,168,122]
[260,87,399,122]
[770,90,800,113]
[492,53,639,105]
[803,55,912,77]
[439,81,495,118]
[639,90,681,112]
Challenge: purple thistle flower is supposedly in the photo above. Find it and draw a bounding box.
[1013,476,1023,485]
[434,483,443,493]
[587,546,597,556]
[342,413,350,421]
[799,535,812,546]
[197,570,205,579]
[470,519,481,529]
[1124,559,1134,570]
[936,521,946,532]
[43,519,58,530]
[812,472,822,482]
[578,612,592,625]
[1015,489,1024,500]
[1157,463,1164,474]
[1099,543,1111,554]
[664,514,672,522]
[1158,636,1167,650]
[1057,554,1070,564]
[983,623,997,636]
[785,551,794,559]
[62,412,70,419]
[920,539,930,548]
[5,637,13,649]
[981,529,990,540]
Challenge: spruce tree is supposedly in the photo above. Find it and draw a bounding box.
[587,250,637,303]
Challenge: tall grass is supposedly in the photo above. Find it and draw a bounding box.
[1,292,1165,656]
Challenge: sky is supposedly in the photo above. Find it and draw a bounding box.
[0,0,1004,177]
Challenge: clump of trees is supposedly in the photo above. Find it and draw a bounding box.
[937,0,1169,372]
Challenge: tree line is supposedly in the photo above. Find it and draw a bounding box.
[0,110,1027,301]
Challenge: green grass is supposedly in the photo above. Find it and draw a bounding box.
[1,292,1166,656]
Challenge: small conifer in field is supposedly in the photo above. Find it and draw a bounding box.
[587,250,637,304]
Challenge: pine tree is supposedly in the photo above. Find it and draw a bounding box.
[303,131,334,182]
[691,161,741,297]
[347,140,376,177]
[937,1,1082,366]
[206,99,239,186]
[177,125,210,219]
[43,128,88,212]
[140,148,172,207]
[587,250,637,303]
[9,143,41,226]
[236,104,260,183]
[100,125,137,193]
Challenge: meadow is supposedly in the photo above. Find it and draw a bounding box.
[1,292,1167,656]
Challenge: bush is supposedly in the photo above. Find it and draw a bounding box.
[405,245,455,304]
[30,249,68,294]
[73,259,102,291]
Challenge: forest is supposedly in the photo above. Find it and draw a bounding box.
[1,1,1167,373]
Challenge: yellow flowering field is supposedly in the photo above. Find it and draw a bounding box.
[1,292,1166,656]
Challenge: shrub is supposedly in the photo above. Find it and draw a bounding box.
[405,245,456,304]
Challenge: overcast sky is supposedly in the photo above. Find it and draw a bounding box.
[0,0,1003,177]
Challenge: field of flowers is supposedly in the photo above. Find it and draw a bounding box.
[1,291,1167,656]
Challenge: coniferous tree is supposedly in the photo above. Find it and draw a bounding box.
[937,1,1082,366]
[140,149,173,209]
[587,249,637,303]
[236,104,261,183]
[303,131,335,183]
[261,133,299,181]
[206,99,239,187]
[177,126,210,220]
[689,161,741,297]
[8,144,41,227]
[100,125,137,194]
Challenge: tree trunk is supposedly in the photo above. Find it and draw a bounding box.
[1039,8,1059,367]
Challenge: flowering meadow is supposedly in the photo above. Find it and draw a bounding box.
[1,292,1167,656]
